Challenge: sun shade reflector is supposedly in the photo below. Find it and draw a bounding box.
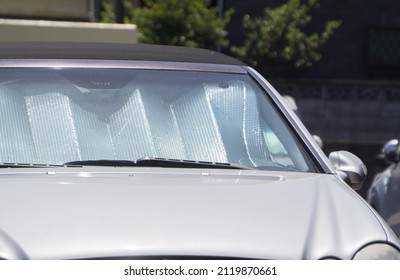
[0,72,278,168]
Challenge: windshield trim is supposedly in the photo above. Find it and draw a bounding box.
[0,59,247,74]
[246,66,334,174]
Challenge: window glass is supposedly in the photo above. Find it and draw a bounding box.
[0,68,317,172]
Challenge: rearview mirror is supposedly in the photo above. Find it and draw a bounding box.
[328,151,367,190]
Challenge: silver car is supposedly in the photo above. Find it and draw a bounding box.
[0,42,399,260]
[368,139,400,238]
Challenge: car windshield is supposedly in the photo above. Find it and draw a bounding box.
[0,68,317,172]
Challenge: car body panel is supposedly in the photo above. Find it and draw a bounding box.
[0,42,399,260]
[0,59,248,74]
[368,163,400,237]
[0,167,390,260]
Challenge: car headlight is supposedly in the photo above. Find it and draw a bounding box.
[353,243,400,260]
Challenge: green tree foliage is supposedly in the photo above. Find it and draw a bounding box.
[101,0,233,50]
[100,1,116,23]
[231,0,341,76]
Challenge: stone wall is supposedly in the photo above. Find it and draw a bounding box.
[274,79,400,143]
[273,79,400,196]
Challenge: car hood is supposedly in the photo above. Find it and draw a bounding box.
[0,167,390,259]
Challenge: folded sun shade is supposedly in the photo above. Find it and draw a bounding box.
[0,69,306,171]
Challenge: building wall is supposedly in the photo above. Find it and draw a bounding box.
[0,19,137,44]
[0,0,93,21]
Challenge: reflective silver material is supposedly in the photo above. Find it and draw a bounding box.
[205,81,269,166]
[368,138,400,238]
[70,104,115,160]
[0,86,35,163]
[109,88,156,159]
[0,77,282,165]
[172,85,228,162]
[328,150,367,190]
[382,139,399,163]
[0,168,398,260]
[26,93,81,164]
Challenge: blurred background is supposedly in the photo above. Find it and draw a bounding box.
[1,0,400,197]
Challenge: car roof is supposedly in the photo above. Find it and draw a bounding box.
[0,42,246,66]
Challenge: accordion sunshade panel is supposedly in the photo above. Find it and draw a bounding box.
[0,79,268,166]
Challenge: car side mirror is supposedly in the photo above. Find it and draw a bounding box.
[382,139,399,163]
[312,135,323,149]
[328,151,367,190]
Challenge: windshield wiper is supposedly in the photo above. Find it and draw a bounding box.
[136,157,251,169]
[63,157,251,170]
[64,160,136,167]
[0,163,63,168]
